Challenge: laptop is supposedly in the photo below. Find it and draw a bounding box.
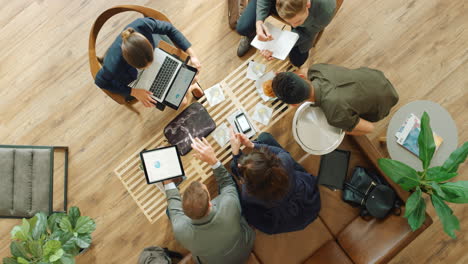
[140,146,185,184]
[130,43,197,110]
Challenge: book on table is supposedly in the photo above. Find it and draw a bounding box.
[395,113,444,156]
[250,22,299,60]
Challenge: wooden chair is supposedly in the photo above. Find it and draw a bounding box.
[271,0,344,47]
[88,5,172,114]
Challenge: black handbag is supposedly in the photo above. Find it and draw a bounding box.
[342,166,401,219]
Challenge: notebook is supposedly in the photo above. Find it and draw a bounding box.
[250,22,299,60]
[317,149,351,190]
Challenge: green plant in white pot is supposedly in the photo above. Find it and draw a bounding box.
[3,206,96,264]
[378,112,468,238]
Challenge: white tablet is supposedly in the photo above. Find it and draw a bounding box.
[140,146,185,184]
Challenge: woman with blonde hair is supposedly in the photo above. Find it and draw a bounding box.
[95,17,203,107]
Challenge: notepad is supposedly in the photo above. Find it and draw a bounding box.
[250,22,299,60]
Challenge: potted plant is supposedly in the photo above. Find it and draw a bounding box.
[378,112,467,238]
[3,207,96,264]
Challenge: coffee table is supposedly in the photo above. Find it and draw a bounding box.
[114,53,292,223]
[386,100,458,171]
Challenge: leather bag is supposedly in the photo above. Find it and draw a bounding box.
[342,166,401,219]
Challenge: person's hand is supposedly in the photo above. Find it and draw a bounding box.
[238,133,254,148]
[191,137,218,166]
[229,126,242,155]
[163,179,174,185]
[255,21,273,41]
[190,56,202,71]
[260,49,274,61]
[130,88,157,107]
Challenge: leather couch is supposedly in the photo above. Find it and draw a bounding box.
[246,135,432,264]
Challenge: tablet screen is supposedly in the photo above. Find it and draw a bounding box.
[140,146,184,184]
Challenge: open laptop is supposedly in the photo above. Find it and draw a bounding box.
[130,42,197,110]
[140,146,185,185]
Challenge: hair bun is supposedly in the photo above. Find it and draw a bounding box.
[121,28,135,40]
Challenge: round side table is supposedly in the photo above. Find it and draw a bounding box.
[386,100,458,171]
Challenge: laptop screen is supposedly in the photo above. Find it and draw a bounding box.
[165,66,196,107]
[140,146,185,184]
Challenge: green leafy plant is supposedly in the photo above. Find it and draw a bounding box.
[378,112,468,238]
[3,207,96,264]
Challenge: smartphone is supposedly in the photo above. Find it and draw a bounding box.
[235,113,252,133]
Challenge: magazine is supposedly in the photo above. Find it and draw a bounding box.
[395,113,443,156]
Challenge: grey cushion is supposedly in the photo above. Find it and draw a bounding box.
[0,147,52,217]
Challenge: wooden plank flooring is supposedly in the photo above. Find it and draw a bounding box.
[0,0,467,263]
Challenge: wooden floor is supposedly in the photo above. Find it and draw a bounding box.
[0,0,467,263]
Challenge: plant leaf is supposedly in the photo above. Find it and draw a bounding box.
[59,217,73,233]
[430,182,446,199]
[404,187,422,217]
[75,234,91,249]
[406,195,426,231]
[11,219,30,241]
[431,194,460,238]
[60,254,75,264]
[59,233,77,254]
[27,241,43,259]
[418,112,436,169]
[426,166,458,183]
[16,258,29,264]
[68,207,81,228]
[378,158,420,190]
[48,213,65,234]
[75,217,96,234]
[49,248,64,262]
[10,242,28,259]
[440,181,468,203]
[43,240,62,258]
[32,213,48,241]
[442,142,468,173]
[3,257,19,264]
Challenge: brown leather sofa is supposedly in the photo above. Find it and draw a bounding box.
[246,135,432,264]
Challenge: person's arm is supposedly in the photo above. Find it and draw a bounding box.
[165,186,192,229]
[191,137,238,194]
[95,68,132,95]
[256,0,273,22]
[253,142,287,156]
[347,118,375,135]
[142,18,191,51]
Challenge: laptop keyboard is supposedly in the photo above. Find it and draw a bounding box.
[149,57,179,98]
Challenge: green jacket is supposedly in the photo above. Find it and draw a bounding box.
[309,63,399,131]
[166,165,255,264]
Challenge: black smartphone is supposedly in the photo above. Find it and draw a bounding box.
[235,113,252,133]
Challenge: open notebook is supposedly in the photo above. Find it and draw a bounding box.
[251,22,299,60]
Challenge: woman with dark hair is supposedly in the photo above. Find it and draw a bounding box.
[95,17,203,107]
[230,130,321,234]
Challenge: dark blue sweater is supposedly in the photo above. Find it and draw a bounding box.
[95,18,191,96]
[232,143,321,234]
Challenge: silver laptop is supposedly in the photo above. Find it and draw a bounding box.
[130,47,197,110]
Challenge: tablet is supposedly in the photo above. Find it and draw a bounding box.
[140,146,185,184]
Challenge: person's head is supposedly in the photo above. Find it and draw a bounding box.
[121,28,154,69]
[238,148,290,201]
[182,181,211,219]
[272,72,312,105]
[276,0,311,27]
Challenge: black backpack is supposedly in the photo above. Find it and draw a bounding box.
[342,166,401,219]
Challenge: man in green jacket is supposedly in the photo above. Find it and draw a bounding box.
[163,137,255,264]
[236,0,336,67]
[271,64,399,135]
